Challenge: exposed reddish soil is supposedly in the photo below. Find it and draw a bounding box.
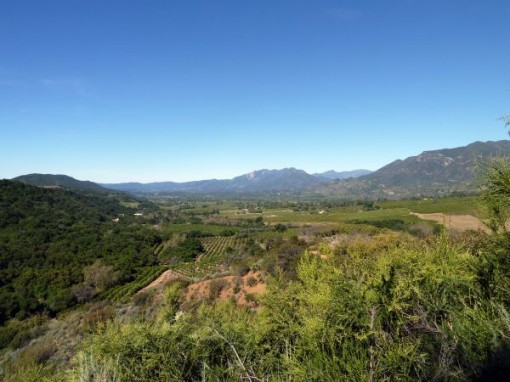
[183,271,265,308]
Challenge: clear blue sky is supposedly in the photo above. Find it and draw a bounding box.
[1,0,509,183]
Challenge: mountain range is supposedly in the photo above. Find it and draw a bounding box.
[365,140,510,186]
[313,140,510,199]
[102,168,331,194]
[101,168,375,194]
[10,140,510,198]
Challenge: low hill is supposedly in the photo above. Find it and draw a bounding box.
[13,173,108,193]
[0,180,161,325]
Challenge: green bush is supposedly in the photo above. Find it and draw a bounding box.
[0,324,17,349]
[246,276,257,287]
[164,237,204,262]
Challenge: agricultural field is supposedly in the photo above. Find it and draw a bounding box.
[100,266,168,303]
[170,236,249,280]
[378,196,484,216]
[218,196,483,222]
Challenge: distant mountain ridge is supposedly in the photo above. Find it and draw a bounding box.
[102,168,327,194]
[314,169,372,180]
[365,140,510,186]
[12,140,510,198]
[314,140,510,199]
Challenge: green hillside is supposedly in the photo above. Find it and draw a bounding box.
[12,174,108,193]
[0,180,162,324]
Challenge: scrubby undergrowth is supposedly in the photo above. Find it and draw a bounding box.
[8,229,509,381]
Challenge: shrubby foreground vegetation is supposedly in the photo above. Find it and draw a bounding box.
[2,159,510,380]
[64,235,510,381]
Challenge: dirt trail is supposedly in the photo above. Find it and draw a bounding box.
[411,212,490,233]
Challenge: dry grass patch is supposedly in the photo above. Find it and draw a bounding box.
[411,212,490,233]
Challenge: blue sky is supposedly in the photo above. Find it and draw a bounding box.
[1,0,509,183]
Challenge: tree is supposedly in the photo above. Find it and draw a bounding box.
[476,117,510,232]
[502,115,510,131]
[83,260,120,292]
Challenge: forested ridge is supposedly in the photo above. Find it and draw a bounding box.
[0,180,162,324]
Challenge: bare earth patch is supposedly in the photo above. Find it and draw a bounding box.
[411,212,490,233]
[183,271,265,308]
